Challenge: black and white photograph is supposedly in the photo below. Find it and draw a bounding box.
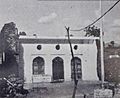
[0,0,120,98]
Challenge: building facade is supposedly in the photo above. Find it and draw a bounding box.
[19,36,99,88]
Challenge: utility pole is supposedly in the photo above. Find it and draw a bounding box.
[65,26,78,98]
[100,0,105,88]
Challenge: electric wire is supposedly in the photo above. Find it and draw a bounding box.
[70,0,120,32]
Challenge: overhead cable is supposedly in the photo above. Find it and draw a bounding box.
[70,0,120,32]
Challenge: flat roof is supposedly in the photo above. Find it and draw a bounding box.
[19,35,99,44]
[19,35,99,40]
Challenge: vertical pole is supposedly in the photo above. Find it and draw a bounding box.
[2,52,5,62]
[100,0,105,88]
[65,26,78,98]
[2,30,5,62]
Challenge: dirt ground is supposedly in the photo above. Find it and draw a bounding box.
[25,81,100,98]
[2,81,120,98]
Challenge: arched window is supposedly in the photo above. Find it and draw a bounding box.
[32,57,45,75]
[71,57,82,80]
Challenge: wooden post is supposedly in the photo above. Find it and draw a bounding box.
[65,26,78,98]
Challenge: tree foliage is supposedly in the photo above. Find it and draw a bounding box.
[108,41,115,47]
[0,22,19,55]
[84,25,100,37]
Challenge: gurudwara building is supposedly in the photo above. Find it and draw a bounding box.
[18,35,99,88]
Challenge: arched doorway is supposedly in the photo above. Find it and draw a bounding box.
[71,57,82,80]
[32,57,45,75]
[52,57,64,82]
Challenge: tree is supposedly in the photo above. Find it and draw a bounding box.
[110,41,115,47]
[84,25,101,80]
[85,25,100,37]
[0,22,19,61]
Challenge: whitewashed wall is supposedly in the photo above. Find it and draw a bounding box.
[21,39,98,85]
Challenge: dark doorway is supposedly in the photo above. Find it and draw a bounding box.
[71,57,82,80]
[52,57,64,82]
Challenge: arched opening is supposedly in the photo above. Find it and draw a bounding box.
[71,57,82,80]
[32,57,44,75]
[52,57,64,82]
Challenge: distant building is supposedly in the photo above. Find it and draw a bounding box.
[18,35,99,88]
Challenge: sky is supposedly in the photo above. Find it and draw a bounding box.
[0,0,120,43]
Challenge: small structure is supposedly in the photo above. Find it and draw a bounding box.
[18,35,99,88]
[94,89,113,98]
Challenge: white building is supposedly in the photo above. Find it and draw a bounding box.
[19,35,99,88]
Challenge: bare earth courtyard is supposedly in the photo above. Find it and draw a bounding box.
[24,81,100,98]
